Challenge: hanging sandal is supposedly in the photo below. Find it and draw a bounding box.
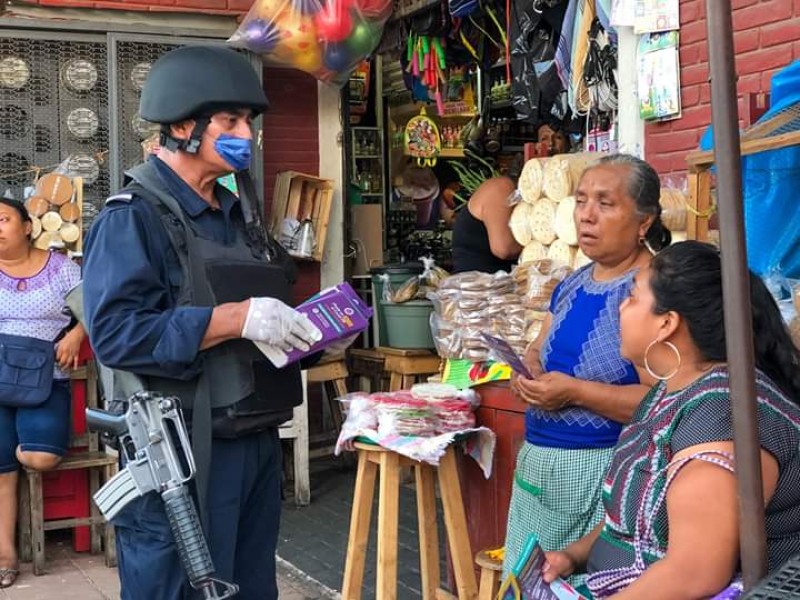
[0,565,19,588]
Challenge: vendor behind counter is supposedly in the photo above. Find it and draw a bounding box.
[452,175,522,273]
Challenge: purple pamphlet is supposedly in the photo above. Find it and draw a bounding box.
[255,282,373,368]
[480,333,534,379]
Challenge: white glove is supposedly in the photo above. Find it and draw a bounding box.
[241,297,322,352]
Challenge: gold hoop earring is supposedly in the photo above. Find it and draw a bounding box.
[644,339,681,381]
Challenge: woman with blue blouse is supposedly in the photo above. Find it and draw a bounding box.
[502,155,670,586]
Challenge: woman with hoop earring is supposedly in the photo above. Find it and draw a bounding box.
[504,154,671,587]
[541,241,800,599]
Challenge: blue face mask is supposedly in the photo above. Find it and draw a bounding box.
[214,134,252,171]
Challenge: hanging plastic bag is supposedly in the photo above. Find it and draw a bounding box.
[419,255,450,288]
[509,0,569,123]
[227,0,391,87]
[378,273,396,302]
[510,16,562,122]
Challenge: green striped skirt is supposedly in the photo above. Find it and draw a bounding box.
[502,442,615,587]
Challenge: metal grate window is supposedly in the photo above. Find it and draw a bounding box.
[0,35,109,231]
[111,39,179,188]
[0,30,262,236]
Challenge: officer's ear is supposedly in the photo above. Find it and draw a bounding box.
[169,119,196,142]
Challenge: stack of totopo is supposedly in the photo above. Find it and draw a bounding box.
[512,152,598,272]
[659,187,689,240]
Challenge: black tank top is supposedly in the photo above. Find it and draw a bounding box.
[451,207,517,274]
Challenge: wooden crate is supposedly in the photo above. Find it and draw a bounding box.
[270,171,334,262]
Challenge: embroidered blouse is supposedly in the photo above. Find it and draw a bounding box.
[526,264,639,450]
[587,366,800,573]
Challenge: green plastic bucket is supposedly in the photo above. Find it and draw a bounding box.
[371,263,424,346]
[379,300,435,349]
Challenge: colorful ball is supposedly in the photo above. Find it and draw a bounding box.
[345,18,381,57]
[273,15,318,55]
[242,19,280,54]
[293,47,323,72]
[315,7,353,42]
[323,42,353,72]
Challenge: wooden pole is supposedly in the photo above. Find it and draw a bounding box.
[705,1,768,588]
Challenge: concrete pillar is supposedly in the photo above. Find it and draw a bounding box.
[616,26,646,157]
[317,82,345,288]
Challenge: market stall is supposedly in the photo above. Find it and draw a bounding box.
[342,0,624,277]
[43,0,791,596]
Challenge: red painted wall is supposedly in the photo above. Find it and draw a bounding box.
[645,0,800,176]
[262,68,322,303]
[19,0,252,14]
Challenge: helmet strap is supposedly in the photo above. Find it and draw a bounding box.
[158,116,211,155]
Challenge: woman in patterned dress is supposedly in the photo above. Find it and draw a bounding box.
[0,198,84,588]
[503,154,671,581]
[543,241,800,598]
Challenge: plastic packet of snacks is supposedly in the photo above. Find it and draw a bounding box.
[373,391,439,437]
[411,383,477,434]
[430,313,462,359]
[515,259,572,311]
[337,392,378,441]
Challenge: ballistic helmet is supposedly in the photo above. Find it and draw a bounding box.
[140,45,268,153]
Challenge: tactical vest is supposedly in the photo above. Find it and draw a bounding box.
[106,162,302,436]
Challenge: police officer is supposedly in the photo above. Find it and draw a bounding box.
[82,46,322,599]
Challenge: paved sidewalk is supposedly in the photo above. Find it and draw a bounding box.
[2,457,447,599]
[0,534,328,600]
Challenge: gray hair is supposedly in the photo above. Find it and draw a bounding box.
[588,153,671,251]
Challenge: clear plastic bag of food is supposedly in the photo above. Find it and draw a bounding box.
[519,258,572,311]
[373,391,439,437]
[391,275,421,303]
[337,391,378,446]
[379,273,394,302]
[409,383,477,434]
[507,188,524,207]
[430,313,461,359]
[434,398,476,433]
[227,0,391,87]
[420,255,450,289]
[427,287,461,322]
